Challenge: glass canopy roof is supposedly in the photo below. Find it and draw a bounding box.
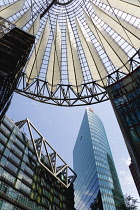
[1,0,140,106]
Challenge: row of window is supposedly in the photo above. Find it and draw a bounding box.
[118,100,140,115]
[109,68,140,92]
[113,83,140,107]
[102,193,116,204]
[0,199,19,210]
[121,110,140,127]
[92,141,112,155]
[130,126,140,142]
[74,169,98,202]
[0,162,68,209]
[0,181,46,210]
[0,154,66,202]
[0,117,73,210]
[98,173,113,183]
[75,181,99,209]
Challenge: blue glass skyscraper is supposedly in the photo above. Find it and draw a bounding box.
[73,108,125,210]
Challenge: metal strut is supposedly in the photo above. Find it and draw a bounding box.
[40,0,57,18]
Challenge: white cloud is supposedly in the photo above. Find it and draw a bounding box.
[120,157,131,166]
[119,169,133,185]
[123,175,133,185]
[120,170,126,175]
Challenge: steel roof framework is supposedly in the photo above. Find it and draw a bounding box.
[1,0,140,106]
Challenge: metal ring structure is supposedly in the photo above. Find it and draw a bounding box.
[1,0,140,106]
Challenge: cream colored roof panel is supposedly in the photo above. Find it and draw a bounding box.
[66,21,84,93]
[93,3,140,49]
[0,0,25,19]
[14,8,31,29]
[101,0,140,19]
[47,21,61,92]
[84,11,130,73]
[76,18,107,86]
[26,19,50,84]
[121,0,140,6]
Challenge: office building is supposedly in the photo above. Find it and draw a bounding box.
[129,162,140,196]
[107,67,140,196]
[0,17,35,122]
[0,115,76,210]
[73,108,125,210]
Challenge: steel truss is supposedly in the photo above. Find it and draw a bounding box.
[16,50,140,106]
[0,17,15,38]
[15,119,76,188]
[107,50,140,86]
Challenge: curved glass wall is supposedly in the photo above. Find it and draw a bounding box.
[73,108,125,210]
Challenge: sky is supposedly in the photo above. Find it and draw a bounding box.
[7,92,140,208]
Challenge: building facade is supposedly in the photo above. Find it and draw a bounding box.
[0,18,35,122]
[0,115,76,210]
[129,162,140,196]
[73,108,125,210]
[107,67,140,196]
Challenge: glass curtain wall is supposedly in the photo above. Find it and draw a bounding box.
[0,115,75,210]
[107,67,140,196]
[73,108,125,210]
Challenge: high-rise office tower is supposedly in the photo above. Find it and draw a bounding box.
[107,67,140,196]
[0,115,76,210]
[73,108,125,210]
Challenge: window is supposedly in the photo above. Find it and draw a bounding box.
[0,156,7,167]
[3,116,15,130]
[0,124,11,136]
[0,133,8,144]
[13,136,25,151]
[42,197,49,206]
[53,196,60,205]
[9,153,21,165]
[12,146,23,157]
[24,165,34,176]
[4,148,10,157]
[1,171,16,184]
[19,183,31,194]
[42,188,50,198]
[22,173,32,185]
[6,161,18,174]
[0,143,5,153]
[13,127,25,143]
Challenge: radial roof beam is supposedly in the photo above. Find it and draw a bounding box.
[27,14,40,36]
[40,0,57,18]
